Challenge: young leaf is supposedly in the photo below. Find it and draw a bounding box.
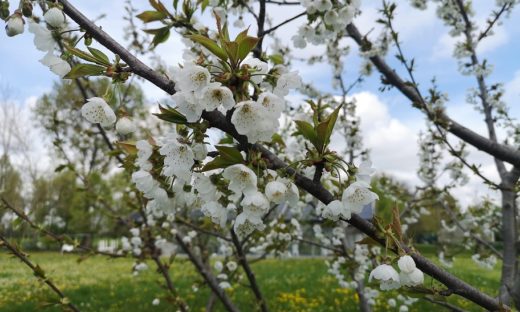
[215,145,244,163]
[294,120,319,150]
[189,34,228,61]
[63,64,106,79]
[316,104,342,152]
[136,10,167,23]
[237,36,259,61]
[201,156,236,172]
[154,105,188,124]
[87,47,110,66]
[222,41,239,65]
[66,46,105,65]
[117,141,138,155]
[151,27,170,47]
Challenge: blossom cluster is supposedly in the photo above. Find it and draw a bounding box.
[321,160,378,221]
[369,255,424,290]
[292,0,360,48]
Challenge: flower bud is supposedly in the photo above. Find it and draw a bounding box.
[44,7,66,28]
[5,13,24,37]
[115,117,136,135]
[22,1,33,17]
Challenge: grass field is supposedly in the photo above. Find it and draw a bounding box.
[0,249,500,311]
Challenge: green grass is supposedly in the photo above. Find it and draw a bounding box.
[0,250,500,311]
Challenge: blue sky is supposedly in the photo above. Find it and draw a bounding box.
[1,1,519,206]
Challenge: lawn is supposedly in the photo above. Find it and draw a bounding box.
[0,249,500,311]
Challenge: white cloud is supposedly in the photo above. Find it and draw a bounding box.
[431,26,508,60]
[344,92,422,184]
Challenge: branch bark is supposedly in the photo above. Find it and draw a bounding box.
[346,23,520,168]
[230,229,269,312]
[174,234,239,312]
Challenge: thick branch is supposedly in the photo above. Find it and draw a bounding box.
[346,23,520,168]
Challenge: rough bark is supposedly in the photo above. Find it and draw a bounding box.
[499,185,518,305]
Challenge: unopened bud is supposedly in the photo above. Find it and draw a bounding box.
[115,117,136,135]
[5,12,24,37]
[22,1,33,17]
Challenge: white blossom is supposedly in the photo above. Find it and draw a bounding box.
[172,92,203,123]
[201,201,228,228]
[341,181,379,214]
[231,101,276,142]
[226,261,238,271]
[314,0,332,12]
[28,21,55,52]
[222,164,258,196]
[264,181,287,204]
[399,268,424,286]
[44,7,66,28]
[234,211,265,236]
[81,97,116,127]
[152,298,160,306]
[39,52,71,78]
[369,264,401,290]
[257,92,284,118]
[176,64,211,92]
[159,139,195,182]
[397,255,416,274]
[322,200,351,221]
[199,83,235,111]
[274,71,302,97]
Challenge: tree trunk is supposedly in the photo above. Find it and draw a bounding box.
[355,278,372,312]
[499,186,517,305]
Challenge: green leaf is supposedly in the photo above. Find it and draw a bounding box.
[136,10,167,23]
[222,41,239,65]
[189,34,228,61]
[234,27,250,42]
[200,0,209,12]
[63,64,106,79]
[173,0,179,9]
[201,156,236,172]
[269,54,284,65]
[154,105,188,124]
[237,36,259,61]
[117,141,138,155]
[316,105,342,152]
[294,120,319,149]
[149,0,169,14]
[218,135,234,144]
[54,164,71,172]
[215,145,244,163]
[271,133,285,147]
[151,27,170,47]
[87,47,110,66]
[66,46,105,65]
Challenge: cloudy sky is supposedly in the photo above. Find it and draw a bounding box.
[1,1,519,207]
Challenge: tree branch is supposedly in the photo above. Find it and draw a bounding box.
[230,229,269,312]
[0,234,81,312]
[174,233,239,312]
[346,23,520,169]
